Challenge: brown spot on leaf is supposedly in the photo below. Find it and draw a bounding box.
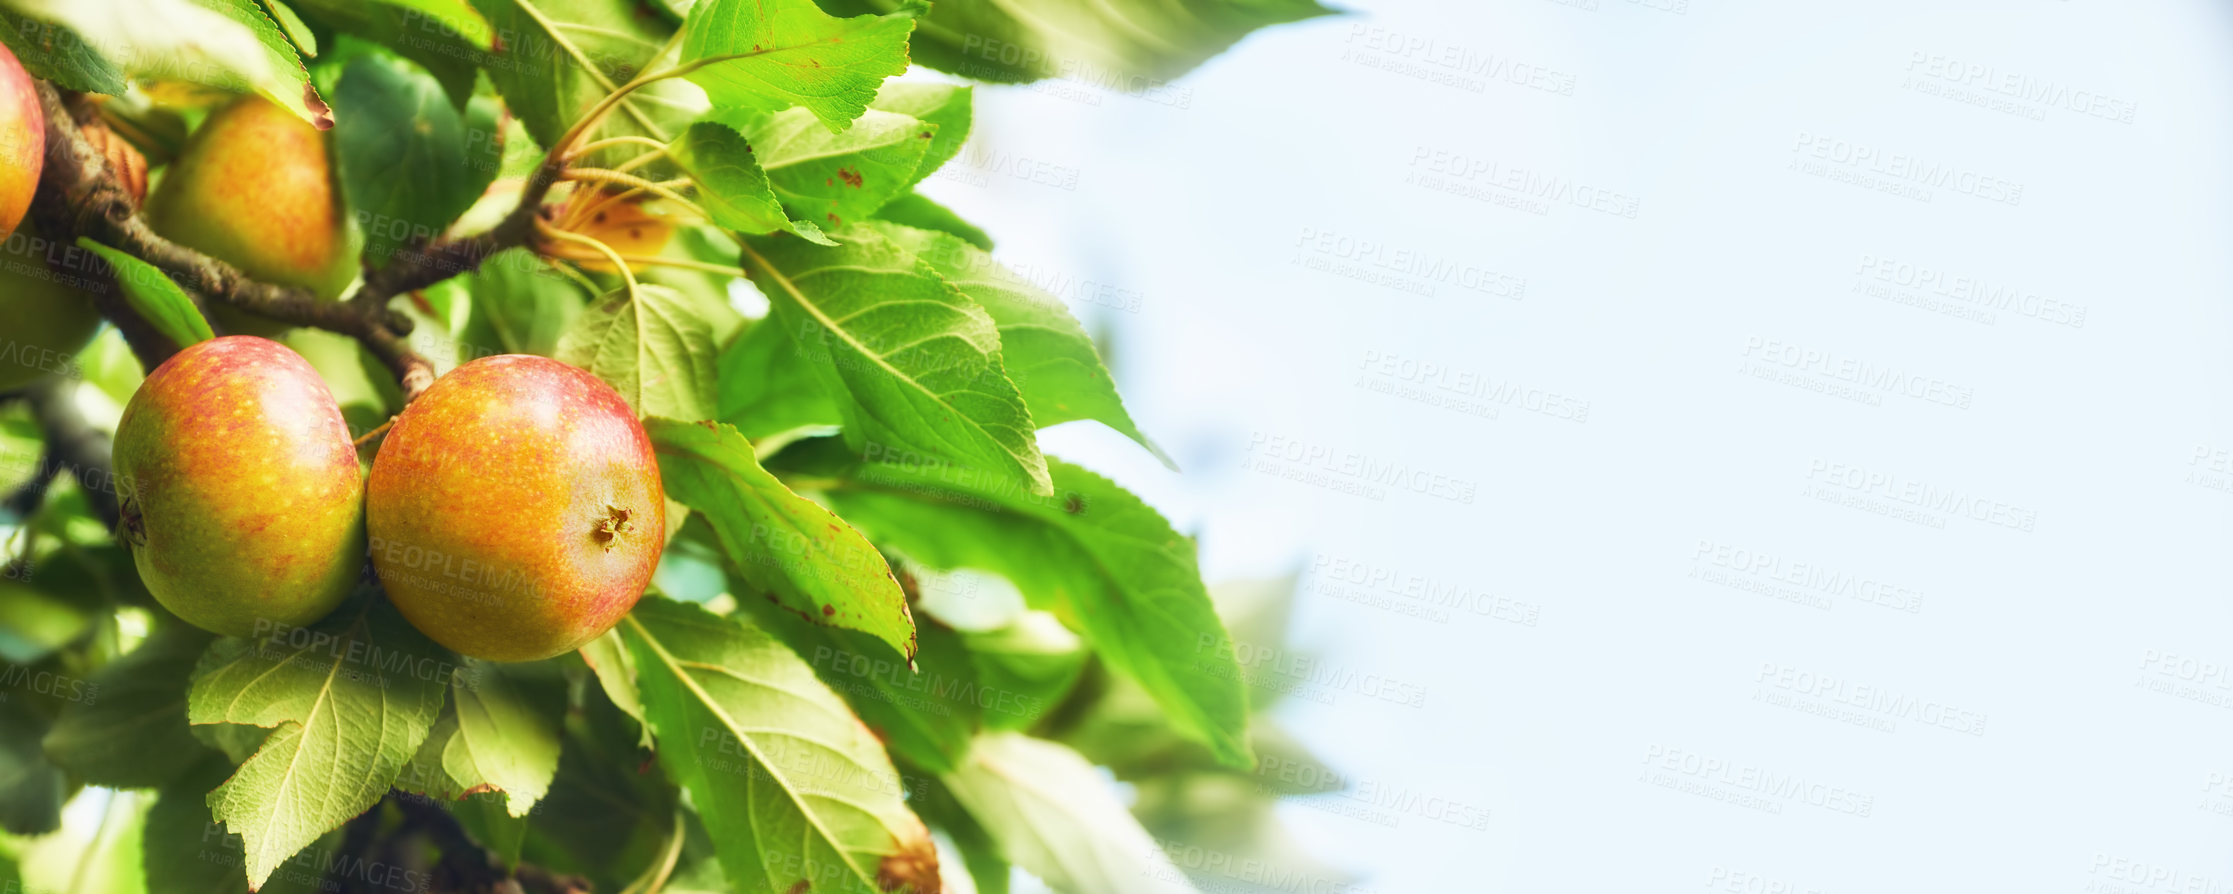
[785,883,808,894]
[303,84,334,130]
[821,604,835,617]
[837,167,863,188]
[1063,493,1085,515]
[827,213,842,224]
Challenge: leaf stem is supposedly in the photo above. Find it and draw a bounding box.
[560,169,710,221]
[565,135,672,163]
[612,254,749,277]
[535,219,641,301]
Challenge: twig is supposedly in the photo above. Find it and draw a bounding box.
[31,83,438,397]
[348,165,563,311]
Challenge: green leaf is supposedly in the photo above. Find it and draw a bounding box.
[874,191,991,250]
[778,445,1253,767]
[14,789,151,894]
[472,0,700,160]
[368,0,493,47]
[14,0,333,126]
[290,0,488,106]
[518,688,675,890]
[716,317,842,442]
[554,285,719,422]
[467,249,587,356]
[737,598,976,772]
[618,596,941,893]
[0,10,127,94]
[577,628,648,733]
[42,624,218,788]
[262,0,317,56]
[869,81,970,187]
[941,733,1197,894]
[398,660,562,817]
[148,757,352,894]
[186,597,453,889]
[145,758,243,894]
[189,720,272,765]
[0,697,62,835]
[874,221,1166,462]
[911,776,1008,894]
[964,612,1084,733]
[664,121,830,242]
[823,0,1332,85]
[77,238,215,349]
[741,227,1053,496]
[0,580,98,665]
[332,52,505,269]
[644,418,915,658]
[716,106,932,230]
[678,0,918,132]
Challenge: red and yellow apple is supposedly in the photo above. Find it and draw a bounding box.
[367,355,663,661]
[144,96,357,332]
[112,336,367,635]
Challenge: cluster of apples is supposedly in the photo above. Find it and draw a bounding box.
[117,338,666,661]
[0,44,666,661]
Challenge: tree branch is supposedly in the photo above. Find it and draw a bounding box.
[31,83,439,399]
[351,167,562,310]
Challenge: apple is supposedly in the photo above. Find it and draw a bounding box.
[0,228,103,392]
[143,96,357,333]
[0,42,43,242]
[366,355,663,661]
[112,336,367,635]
